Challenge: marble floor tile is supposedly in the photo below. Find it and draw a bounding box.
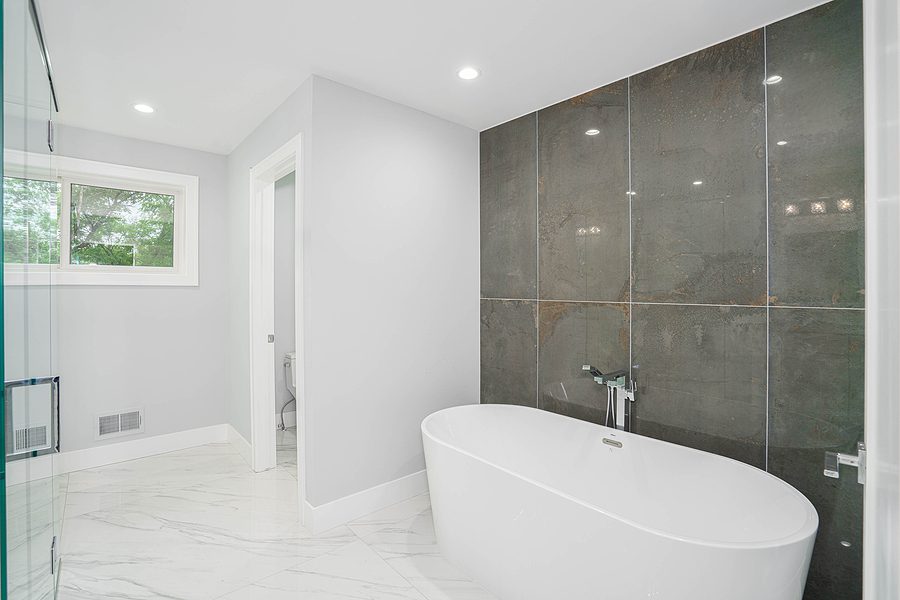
[362,510,498,600]
[347,493,431,538]
[217,539,430,599]
[275,426,298,474]
[45,440,488,600]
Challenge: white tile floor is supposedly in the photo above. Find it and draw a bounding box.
[54,431,497,600]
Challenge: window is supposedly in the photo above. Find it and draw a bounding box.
[3,151,198,285]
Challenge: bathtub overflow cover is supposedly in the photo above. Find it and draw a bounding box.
[602,438,623,448]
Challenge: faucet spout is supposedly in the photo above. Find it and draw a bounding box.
[581,365,637,433]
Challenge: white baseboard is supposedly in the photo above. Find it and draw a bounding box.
[6,424,230,487]
[227,424,253,467]
[275,409,297,429]
[304,469,428,534]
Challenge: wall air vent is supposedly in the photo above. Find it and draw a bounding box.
[95,409,144,440]
[14,425,48,452]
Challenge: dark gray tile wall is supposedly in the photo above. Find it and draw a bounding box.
[538,302,629,424]
[632,304,768,468]
[631,32,768,306]
[768,307,864,599]
[479,1,864,598]
[480,299,537,406]
[767,0,865,308]
[480,114,537,300]
[538,82,630,303]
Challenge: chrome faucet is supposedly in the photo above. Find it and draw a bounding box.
[581,365,637,432]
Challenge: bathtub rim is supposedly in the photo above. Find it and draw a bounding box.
[422,403,819,551]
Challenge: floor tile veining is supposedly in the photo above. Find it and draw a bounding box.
[56,439,495,600]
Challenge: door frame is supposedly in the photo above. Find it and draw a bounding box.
[862,0,900,597]
[248,136,304,507]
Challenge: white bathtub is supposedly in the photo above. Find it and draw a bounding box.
[422,404,817,600]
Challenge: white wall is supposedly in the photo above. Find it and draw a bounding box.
[303,78,479,505]
[273,172,296,416]
[5,125,230,451]
[225,76,479,507]
[225,79,312,442]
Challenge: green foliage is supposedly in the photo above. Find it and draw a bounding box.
[3,177,176,268]
[70,183,174,268]
[2,176,60,264]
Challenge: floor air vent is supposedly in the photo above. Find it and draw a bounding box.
[14,425,48,452]
[96,409,144,440]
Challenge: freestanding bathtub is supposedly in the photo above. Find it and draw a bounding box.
[422,404,817,600]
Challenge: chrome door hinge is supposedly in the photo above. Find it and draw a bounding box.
[824,441,866,484]
[50,535,57,574]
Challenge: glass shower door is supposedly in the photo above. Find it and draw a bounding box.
[3,0,62,598]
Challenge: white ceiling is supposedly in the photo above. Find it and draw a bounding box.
[39,0,828,155]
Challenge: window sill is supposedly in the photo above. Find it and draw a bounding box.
[4,267,198,287]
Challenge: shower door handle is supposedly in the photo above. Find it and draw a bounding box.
[4,376,60,460]
[824,441,866,484]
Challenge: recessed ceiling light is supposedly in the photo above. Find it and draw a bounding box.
[776,140,788,146]
[585,129,600,136]
[693,180,703,186]
[764,75,783,85]
[457,67,480,80]
[133,103,155,114]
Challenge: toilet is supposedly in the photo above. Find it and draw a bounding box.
[285,352,297,399]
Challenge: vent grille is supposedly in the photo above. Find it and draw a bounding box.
[98,414,120,437]
[96,409,144,439]
[14,425,48,452]
[120,411,142,432]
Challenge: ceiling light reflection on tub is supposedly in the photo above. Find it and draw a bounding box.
[764,75,783,85]
[810,201,827,214]
[784,203,800,216]
[585,129,600,136]
[457,66,480,80]
[837,198,855,212]
[133,103,155,113]
[692,180,703,186]
[776,140,788,146]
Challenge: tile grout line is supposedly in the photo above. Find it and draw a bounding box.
[627,77,634,382]
[534,111,540,411]
[480,297,864,311]
[763,26,771,473]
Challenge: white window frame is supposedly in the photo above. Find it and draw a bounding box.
[4,150,199,286]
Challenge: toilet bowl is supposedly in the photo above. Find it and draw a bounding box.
[285,351,297,398]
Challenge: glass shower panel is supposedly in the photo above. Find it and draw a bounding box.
[3,0,62,598]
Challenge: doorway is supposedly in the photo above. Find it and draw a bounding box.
[248,136,303,507]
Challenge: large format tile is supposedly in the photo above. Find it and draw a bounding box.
[217,540,428,600]
[362,509,497,600]
[56,441,358,600]
[538,82,629,302]
[631,32,767,305]
[768,307,864,600]
[766,0,864,308]
[480,114,537,299]
[631,304,767,467]
[347,493,431,538]
[480,299,537,406]
[537,302,629,425]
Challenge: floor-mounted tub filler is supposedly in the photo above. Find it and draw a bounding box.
[422,404,818,600]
